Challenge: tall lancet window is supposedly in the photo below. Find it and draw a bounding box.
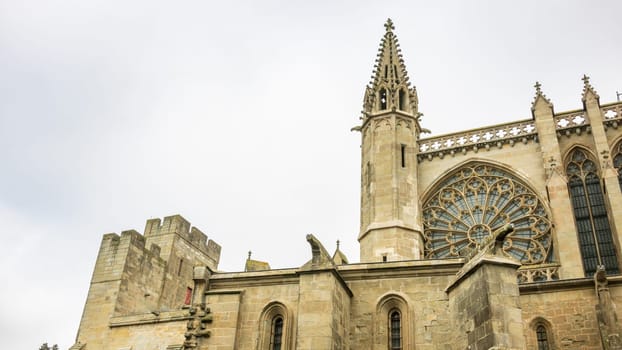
[566,148,619,276]
[389,310,401,350]
[271,316,283,350]
[614,142,622,190]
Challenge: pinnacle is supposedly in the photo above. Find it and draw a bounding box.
[581,74,600,101]
[531,81,552,111]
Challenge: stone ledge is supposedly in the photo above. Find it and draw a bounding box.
[520,274,622,294]
[109,310,190,327]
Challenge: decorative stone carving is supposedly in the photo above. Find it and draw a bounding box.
[183,304,213,349]
[302,234,335,269]
[595,265,622,350]
[423,163,553,265]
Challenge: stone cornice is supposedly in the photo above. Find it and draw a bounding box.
[520,275,622,294]
[109,310,190,327]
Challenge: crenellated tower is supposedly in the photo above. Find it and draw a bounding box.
[354,19,425,262]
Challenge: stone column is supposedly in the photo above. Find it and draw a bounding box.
[532,85,584,278]
[446,253,525,350]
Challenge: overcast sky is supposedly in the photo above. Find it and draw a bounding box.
[1,0,621,348]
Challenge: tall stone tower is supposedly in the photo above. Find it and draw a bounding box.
[355,19,424,262]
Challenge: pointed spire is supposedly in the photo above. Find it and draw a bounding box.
[363,19,419,118]
[332,239,349,265]
[581,74,600,105]
[531,81,553,113]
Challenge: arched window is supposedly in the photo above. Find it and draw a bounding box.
[271,316,283,350]
[536,324,549,350]
[530,317,555,349]
[379,88,388,110]
[422,163,553,265]
[566,148,619,276]
[389,310,402,350]
[376,293,411,349]
[258,302,293,350]
[614,142,622,190]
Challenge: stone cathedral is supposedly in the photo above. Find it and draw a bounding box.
[71,20,622,350]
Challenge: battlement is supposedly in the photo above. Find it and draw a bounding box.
[144,214,221,267]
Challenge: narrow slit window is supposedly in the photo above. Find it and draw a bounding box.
[400,144,406,168]
[177,258,184,276]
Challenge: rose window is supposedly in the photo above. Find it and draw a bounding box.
[423,163,552,264]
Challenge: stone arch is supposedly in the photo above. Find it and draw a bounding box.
[562,145,600,173]
[421,160,554,265]
[373,292,413,350]
[528,316,556,349]
[420,157,536,200]
[256,301,294,350]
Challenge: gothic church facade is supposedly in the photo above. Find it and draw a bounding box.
[72,20,622,350]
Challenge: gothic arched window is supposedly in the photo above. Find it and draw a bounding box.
[530,317,555,350]
[271,316,283,350]
[422,163,553,265]
[614,142,622,190]
[258,302,292,350]
[536,324,550,350]
[376,294,411,349]
[379,88,388,110]
[566,148,619,276]
[389,310,402,350]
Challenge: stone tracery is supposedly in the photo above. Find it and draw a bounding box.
[422,163,553,265]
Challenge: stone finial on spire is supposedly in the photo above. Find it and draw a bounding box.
[581,74,600,105]
[384,18,395,32]
[531,81,553,114]
[534,81,542,94]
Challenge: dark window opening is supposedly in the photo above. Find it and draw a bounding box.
[382,254,387,262]
[384,65,388,79]
[379,89,388,110]
[567,149,619,276]
[400,144,406,168]
[271,316,283,350]
[536,325,549,350]
[389,310,401,350]
[177,258,184,276]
